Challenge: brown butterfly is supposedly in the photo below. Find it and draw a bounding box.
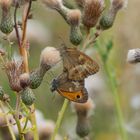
[51,72,88,103]
[59,46,99,81]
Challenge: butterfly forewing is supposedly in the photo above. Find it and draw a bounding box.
[59,47,99,80]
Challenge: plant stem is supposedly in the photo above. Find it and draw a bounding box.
[18,1,39,139]
[51,99,69,140]
[0,101,16,140]
[15,93,20,118]
[104,63,128,140]
[14,116,25,140]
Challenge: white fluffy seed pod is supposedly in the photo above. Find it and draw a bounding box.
[110,0,128,10]
[127,49,140,64]
[72,98,95,117]
[67,9,81,25]
[40,47,61,67]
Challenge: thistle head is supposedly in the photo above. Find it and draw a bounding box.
[67,9,81,26]
[0,0,12,9]
[73,98,94,116]
[127,49,140,64]
[21,87,35,106]
[40,47,61,70]
[110,0,128,11]
[4,59,23,92]
[82,0,104,30]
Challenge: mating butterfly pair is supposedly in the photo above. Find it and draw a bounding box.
[51,46,99,103]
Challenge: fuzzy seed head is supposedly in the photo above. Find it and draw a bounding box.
[110,0,128,11]
[82,0,104,29]
[19,73,30,88]
[4,60,23,92]
[73,98,94,115]
[127,49,140,64]
[40,47,61,68]
[42,0,63,9]
[67,9,81,25]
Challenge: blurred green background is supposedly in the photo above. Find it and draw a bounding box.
[0,0,140,140]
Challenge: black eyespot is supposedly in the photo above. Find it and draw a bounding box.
[76,95,80,99]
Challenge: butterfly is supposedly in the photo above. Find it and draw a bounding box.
[51,72,88,103]
[58,46,99,81]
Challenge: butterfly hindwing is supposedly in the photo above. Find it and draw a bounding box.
[51,72,88,103]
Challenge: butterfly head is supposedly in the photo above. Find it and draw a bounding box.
[50,78,59,92]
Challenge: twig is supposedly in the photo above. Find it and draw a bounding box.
[83,29,91,48]
[14,4,21,49]
[87,29,102,46]
[51,99,69,140]
[82,28,102,49]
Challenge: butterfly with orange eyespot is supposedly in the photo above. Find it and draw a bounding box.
[51,72,88,103]
[58,45,99,81]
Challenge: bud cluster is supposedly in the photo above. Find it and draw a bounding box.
[42,0,127,46]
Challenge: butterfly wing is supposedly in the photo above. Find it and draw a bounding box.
[51,72,88,103]
[57,88,88,103]
[61,47,99,80]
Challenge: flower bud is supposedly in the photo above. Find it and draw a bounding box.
[67,9,83,45]
[40,47,61,69]
[99,9,116,30]
[21,87,35,106]
[29,68,44,89]
[99,0,127,30]
[76,116,90,137]
[111,0,128,11]
[70,26,83,45]
[0,0,13,35]
[127,49,140,64]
